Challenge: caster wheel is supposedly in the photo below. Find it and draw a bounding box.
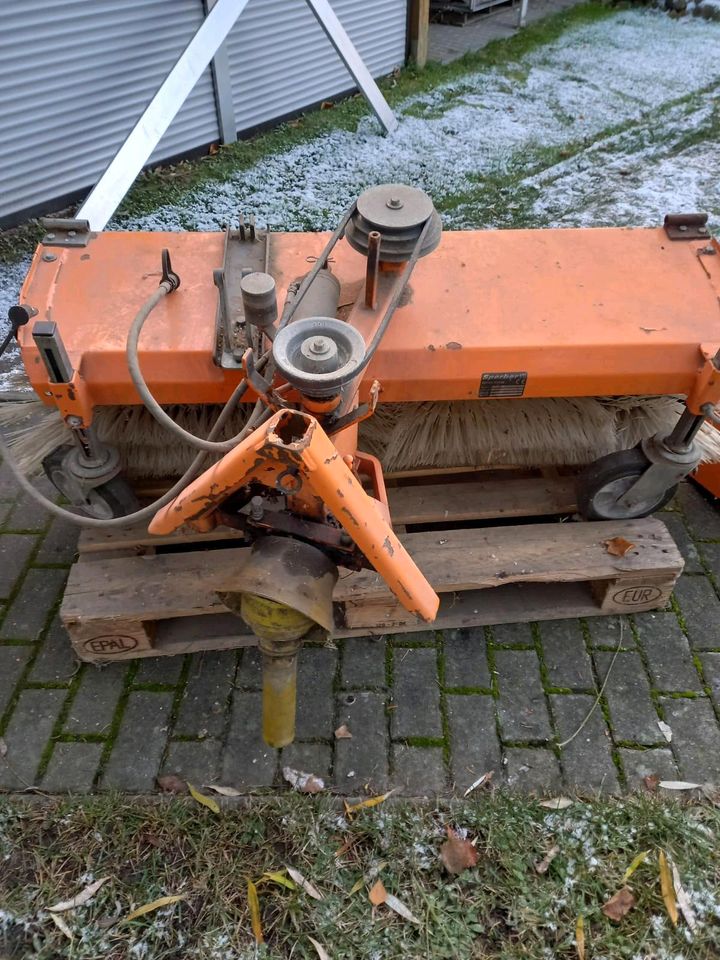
[42,446,139,520]
[576,447,677,521]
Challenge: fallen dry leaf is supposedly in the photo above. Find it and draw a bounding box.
[575,916,585,960]
[287,867,323,901]
[308,936,331,960]
[283,767,325,794]
[643,774,660,792]
[539,797,573,810]
[534,844,560,875]
[670,856,697,933]
[260,870,296,891]
[659,850,678,926]
[156,774,187,794]
[384,892,421,925]
[603,536,635,557]
[344,789,395,815]
[247,880,263,944]
[658,781,701,791]
[462,770,493,798]
[622,850,650,883]
[369,878,387,905]
[320,100,334,109]
[334,724,352,740]
[657,720,673,743]
[602,886,635,922]
[203,784,242,797]
[49,913,73,940]
[188,782,220,814]
[48,877,110,913]
[125,895,185,922]
[440,828,479,875]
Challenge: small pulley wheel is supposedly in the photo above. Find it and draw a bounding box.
[42,445,139,520]
[272,316,366,398]
[576,447,677,521]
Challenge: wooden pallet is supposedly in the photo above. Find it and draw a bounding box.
[61,469,683,663]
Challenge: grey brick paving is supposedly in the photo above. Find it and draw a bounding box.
[175,651,235,739]
[392,645,442,740]
[42,742,103,793]
[65,664,128,735]
[660,697,720,783]
[495,649,552,742]
[102,692,173,791]
[1,567,66,640]
[672,576,720,650]
[443,627,490,688]
[341,636,386,688]
[5,493,51,533]
[0,689,66,789]
[2,479,720,796]
[552,694,619,794]
[334,691,388,790]
[540,620,594,689]
[447,694,501,791]
[505,748,562,794]
[393,744,446,796]
[635,612,702,692]
[593,651,659,744]
[620,748,678,791]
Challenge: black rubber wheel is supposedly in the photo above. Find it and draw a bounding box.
[42,446,139,520]
[576,447,677,521]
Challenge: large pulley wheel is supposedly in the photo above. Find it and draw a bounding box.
[576,447,677,521]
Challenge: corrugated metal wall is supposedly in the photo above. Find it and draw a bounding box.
[0,0,407,226]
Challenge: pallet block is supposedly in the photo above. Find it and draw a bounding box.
[60,471,683,663]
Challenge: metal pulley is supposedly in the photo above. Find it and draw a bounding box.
[272,316,366,398]
[344,183,442,263]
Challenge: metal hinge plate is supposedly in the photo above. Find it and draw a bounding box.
[40,218,92,248]
[663,212,710,241]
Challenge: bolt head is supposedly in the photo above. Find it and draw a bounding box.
[42,253,57,262]
[386,197,403,210]
[45,233,55,241]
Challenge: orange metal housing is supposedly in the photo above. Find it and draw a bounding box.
[18,226,720,412]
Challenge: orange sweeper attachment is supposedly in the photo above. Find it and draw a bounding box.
[4,185,720,746]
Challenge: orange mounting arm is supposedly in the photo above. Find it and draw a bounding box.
[149,409,440,623]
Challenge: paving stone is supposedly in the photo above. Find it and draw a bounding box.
[672,576,720,650]
[662,513,702,574]
[586,615,634,649]
[698,542,720,594]
[295,647,337,739]
[0,688,66,789]
[29,615,77,683]
[175,651,235,738]
[334,691,388,791]
[491,622,534,646]
[0,644,32,718]
[35,518,79,565]
[678,482,720,540]
[282,742,332,781]
[504,748,562,794]
[162,739,222,786]
[620,748,678,791]
[635,612,702,691]
[700,653,720,705]
[391,646,442,739]
[552,695,619,794]
[341,636,386,688]
[447,694,500,791]
[5,493,51,532]
[223,690,276,788]
[443,627,490,689]
[393,745,446,796]
[41,742,103,793]
[495,649,552,742]
[102,691,173,791]
[0,567,66,640]
[0,461,16,500]
[134,655,185,686]
[540,620,594,689]
[593,651,659,744]
[0,534,38,599]
[660,697,720,782]
[65,663,128,734]
[236,646,262,688]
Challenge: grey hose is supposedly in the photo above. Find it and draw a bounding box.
[127,284,269,453]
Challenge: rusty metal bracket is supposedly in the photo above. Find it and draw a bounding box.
[663,213,710,241]
[687,344,720,414]
[40,218,92,248]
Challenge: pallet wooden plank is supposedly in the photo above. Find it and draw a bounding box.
[63,517,680,626]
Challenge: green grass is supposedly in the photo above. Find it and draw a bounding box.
[0,1,615,265]
[1,792,719,958]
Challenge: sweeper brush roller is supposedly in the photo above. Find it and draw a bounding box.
[3,183,720,746]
